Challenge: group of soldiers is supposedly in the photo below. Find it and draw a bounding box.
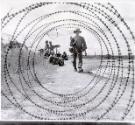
[38,40,68,66]
[38,41,54,57]
[38,28,87,72]
[39,41,68,59]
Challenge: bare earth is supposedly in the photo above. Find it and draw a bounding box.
[1,58,135,121]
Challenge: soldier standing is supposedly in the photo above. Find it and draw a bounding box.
[70,28,87,72]
[44,40,49,57]
[49,41,54,55]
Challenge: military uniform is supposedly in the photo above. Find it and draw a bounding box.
[44,41,50,57]
[70,31,87,71]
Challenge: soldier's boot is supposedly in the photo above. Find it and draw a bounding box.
[78,68,83,73]
[72,61,77,71]
[78,63,83,73]
[74,68,77,71]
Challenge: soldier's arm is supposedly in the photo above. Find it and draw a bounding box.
[82,37,87,49]
[70,41,73,47]
[70,39,75,47]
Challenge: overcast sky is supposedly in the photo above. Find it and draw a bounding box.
[1,0,135,55]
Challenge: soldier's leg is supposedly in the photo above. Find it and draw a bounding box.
[78,52,83,71]
[73,53,77,70]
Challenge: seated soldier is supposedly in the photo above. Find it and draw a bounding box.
[56,52,61,57]
[62,51,68,60]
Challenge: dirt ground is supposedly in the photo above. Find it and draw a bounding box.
[1,57,135,121]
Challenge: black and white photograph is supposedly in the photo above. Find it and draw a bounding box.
[0,0,135,124]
